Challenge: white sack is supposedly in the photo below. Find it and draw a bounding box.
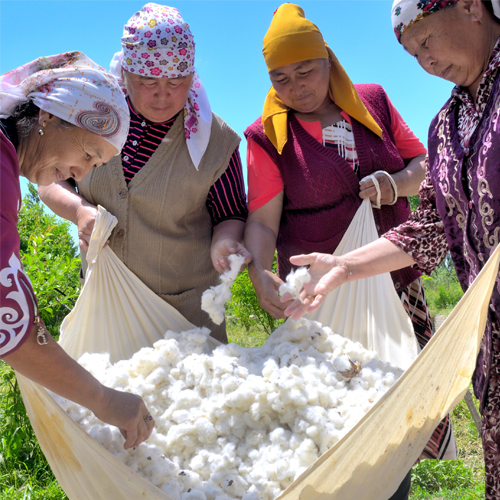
[58,206,199,363]
[15,205,500,500]
[306,199,420,370]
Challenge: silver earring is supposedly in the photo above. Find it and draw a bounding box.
[38,129,44,136]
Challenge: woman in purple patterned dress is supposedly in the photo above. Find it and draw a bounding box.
[0,51,155,449]
[283,1,500,496]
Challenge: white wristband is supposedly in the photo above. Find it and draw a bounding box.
[361,171,398,209]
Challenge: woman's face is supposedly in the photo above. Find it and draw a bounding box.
[401,1,490,91]
[269,58,331,114]
[122,69,193,123]
[22,111,118,186]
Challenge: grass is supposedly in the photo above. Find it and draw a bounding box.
[0,362,68,498]
[409,397,485,499]
[0,322,485,499]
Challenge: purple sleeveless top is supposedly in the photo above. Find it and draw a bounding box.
[428,73,500,407]
[245,84,421,291]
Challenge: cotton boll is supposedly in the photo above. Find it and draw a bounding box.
[269,428,291,447]
[294,438,319,467]
[181,489,207,500]
[221,375,241,395]
[143,460,176,486]
[242,493,261,500]
[195,417,217,444]
[161,480,183,500]
[221,475,249,497]
[278,267,311,300]
[225,386,256,411]
[224,254,246,282]
[332,355,352,373]
[201,254,245,325]
[384,372,396,386]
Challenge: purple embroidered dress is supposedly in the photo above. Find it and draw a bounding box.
[385,39,500,498]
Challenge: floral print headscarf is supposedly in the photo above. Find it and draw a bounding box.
[392,0,500,42]
[0,51,129,152]
[391,0,460,42]
[110,3,212,170]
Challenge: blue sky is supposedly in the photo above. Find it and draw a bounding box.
[1,1,454,242]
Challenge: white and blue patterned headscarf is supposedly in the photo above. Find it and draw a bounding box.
[391,0,500,43]
[0,51,129,152]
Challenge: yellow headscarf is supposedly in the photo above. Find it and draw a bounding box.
[262,3,383,154]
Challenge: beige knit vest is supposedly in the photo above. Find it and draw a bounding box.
[77,112,240,342]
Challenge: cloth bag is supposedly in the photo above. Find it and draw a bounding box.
[306,199,420,371]
[58,206,200,363]
[16,206,500,500]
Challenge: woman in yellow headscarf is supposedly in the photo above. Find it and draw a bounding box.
[243,4,451,499]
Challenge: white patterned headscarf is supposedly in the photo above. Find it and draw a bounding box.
[392,0,500,42]
[391,0,459,42]
[0,51,129,152]
[110,3,212,170]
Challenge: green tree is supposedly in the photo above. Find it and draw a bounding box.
[17,183,81,338]
[226,254,284,336]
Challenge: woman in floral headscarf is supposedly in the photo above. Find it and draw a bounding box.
[0,51,155,449]
[284,1,500,497]
[39,3,251,344]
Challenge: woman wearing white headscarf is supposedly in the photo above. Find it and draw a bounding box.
[0,51,155,448]
[39,4,251,343]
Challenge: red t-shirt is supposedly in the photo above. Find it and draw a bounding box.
[247,100,427,213]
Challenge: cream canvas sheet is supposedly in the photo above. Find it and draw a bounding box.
[16,206,500,500]
[306,199,420,371]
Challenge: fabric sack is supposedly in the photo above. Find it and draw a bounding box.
[305,198,420,371]
[16,206,500,500]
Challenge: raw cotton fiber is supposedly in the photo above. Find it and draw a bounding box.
[52,318,401,500]
[201,254,246,325]
[279,267,311,301]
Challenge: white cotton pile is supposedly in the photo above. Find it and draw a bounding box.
[52,318,402,500]
[201,254,246,325]
[278,267,311,301]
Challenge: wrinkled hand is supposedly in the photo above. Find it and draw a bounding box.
[359,172,396,206]
[92,386,155,450]
[249,268,293,319]
[211,238,252,274]
[75,204,98,252]
[281,253,349,320]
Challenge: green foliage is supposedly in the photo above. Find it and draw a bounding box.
[423,257,464,316]
[409,194,421,212]
[17,184,81,338]
[0,362,65,498]
[408,192,464,316]
[410,484,485,500]
[226,255,284,336]
[411,459,478,493]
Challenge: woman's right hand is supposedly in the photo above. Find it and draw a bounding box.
[91,386,155,450]
[282,253,349,319]
[75,204,98,252]
[249,267,293,319]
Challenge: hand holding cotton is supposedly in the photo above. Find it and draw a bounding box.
[201,254,246,325]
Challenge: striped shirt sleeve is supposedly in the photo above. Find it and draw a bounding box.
[206,148,248,227]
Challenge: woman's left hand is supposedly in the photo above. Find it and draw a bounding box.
[359,172,396,205]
